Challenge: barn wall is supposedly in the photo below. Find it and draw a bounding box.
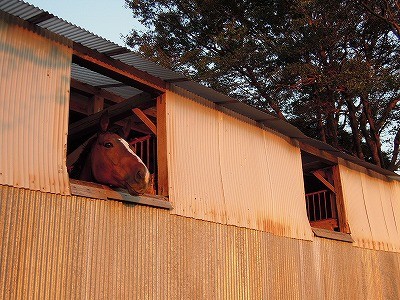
[165,90,313,240]
[0,14,72,195]
[1,184,400,299]
[340,164,400,252]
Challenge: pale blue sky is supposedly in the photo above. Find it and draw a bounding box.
[26,0,144,47]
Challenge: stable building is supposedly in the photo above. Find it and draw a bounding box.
[1,1,400,299]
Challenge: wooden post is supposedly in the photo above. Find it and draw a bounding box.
[332,165,350,233]
[156,94,169,196]
[88,95,104,115]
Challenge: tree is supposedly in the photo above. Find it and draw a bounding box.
[125,0,400,171]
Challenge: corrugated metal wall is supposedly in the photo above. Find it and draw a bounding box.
[1,184,400,299]
[340,165,400,252]
[0,14,72,195]
[166,91,313,240]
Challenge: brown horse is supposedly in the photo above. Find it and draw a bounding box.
[76,113,150,195]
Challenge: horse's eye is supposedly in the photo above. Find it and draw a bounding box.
[104,142,113,148]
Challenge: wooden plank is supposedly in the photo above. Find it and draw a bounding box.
[310,218,338,231]
[312,227,354,243]
[332,165,351,233]
[88,95,104,114]
[143,107,157,118]
[68,92,154,137]
[70,179,108,200]
[70,179,172,209]
[108,188,172,209]
[132,108,157,135]
[72,43,166,95]
[156,94,169,196]
[70,92,89,115]
[298,140,338,163]
[70,78,126,103]
[312,170,336,193]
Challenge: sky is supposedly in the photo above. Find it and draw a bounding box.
[25,0,144,47]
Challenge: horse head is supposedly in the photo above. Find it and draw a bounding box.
[80,112,150,196]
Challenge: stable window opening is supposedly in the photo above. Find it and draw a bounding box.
[66,49,170,209]
[301,150,350,235]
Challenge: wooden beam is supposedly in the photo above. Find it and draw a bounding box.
[70,78,126,103]
[298,140,338,164]
[70,179,172,209]
[70,92,89,115]
[143,107,157,118]
[88,95,104,115]
[332,165,351,233]
[156,94,169,196]
[132,108,157,135]
[68,92,153,138]
[114,120,154,135]
[72,43,166,95]
[312,170,336,193]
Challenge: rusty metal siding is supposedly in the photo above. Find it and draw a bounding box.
[166,90,313,240]
[1,184,400,299]
[340,165,400,252]
[0,15,72,195]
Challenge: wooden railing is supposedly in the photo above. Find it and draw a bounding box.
[129,135,156,194]
[305,189,334,222]
[129,135,152,169]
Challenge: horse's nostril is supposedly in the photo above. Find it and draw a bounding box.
[136,170,144,180]
[135,168,147,183]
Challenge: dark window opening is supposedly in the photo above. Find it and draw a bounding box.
[66,58,168,202]
[301,150,347,232]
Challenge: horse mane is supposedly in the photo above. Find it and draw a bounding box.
[68,135,97,179]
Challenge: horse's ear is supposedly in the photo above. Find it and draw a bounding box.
[99,111,109,132]
[120,117,133,139]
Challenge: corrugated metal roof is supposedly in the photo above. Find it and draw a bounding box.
[0,0,399,181]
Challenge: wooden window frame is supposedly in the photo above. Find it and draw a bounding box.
[299,142,351,239]
[70,179,172,209]
[67,45,170,208]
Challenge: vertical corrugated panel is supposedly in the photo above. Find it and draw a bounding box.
[218,112,273,230]
[361,173,391,251]
[1,184,400,299]
[378,179,400,252]
[340,165,374,249]
[0,15,71,195]
[0,186,400,300]
[262,128,312,240]
[340,165,400,252]
[391,181,400,244]
[166,91,227,224]
[166,90,313,240]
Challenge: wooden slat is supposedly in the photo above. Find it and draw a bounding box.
[332,165,351,233]
[312,170,336,193]
[70,179,172,209]
[132,108,157,135]
[68,92,153,137]
[70,78,126,103]
[298,141,338,163]
[88,95,104,114]
[312,227,354,243]
[156,94,169,196]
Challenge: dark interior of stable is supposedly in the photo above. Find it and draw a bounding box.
[66,59,161,194]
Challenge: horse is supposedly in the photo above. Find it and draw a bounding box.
[70,112,150,196]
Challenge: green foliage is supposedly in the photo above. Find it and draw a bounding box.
[125,0,400,170]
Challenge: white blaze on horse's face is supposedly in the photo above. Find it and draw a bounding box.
[91,132,150,195]
[119,138,150,183]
